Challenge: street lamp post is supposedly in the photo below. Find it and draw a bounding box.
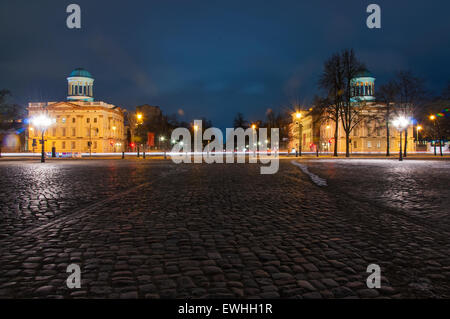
[251,124,257,157]
[416,125,422,149]
[159,136,165,150]
[31,114,55,163]
[429,115,443,157]
[136,113,143,158]
[295,112,303,157]
[393,116,409,161]
[430,115,437,155]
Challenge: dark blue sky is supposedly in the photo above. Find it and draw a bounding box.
[0,0,449,128]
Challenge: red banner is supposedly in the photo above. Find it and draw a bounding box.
[147,132,155,147]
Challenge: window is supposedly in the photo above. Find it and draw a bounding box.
[62,142,66,149]
[86,128,90,137]
[377,141,381,148]
[71,142,76,149]
[62,128,66,136]
[367,141,372,148]
[72,118,76,123]
[94,118,97,123]
[62,117,66,124]
[354,140,358,148]
[52,128,56,136]
[72,128,76,136]
[87,118,90,123]
[94,141,97,149]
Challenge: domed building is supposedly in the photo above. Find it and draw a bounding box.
[350,69,376,102]
[289,69,416,155]
[67,68,95,102]
[27,68,125,155]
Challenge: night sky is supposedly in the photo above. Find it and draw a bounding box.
[0,0,449,129]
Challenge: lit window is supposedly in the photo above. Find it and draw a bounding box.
[62,118,66,124]
[367,141,372,148]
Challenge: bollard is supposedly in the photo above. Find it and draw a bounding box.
[143,151,146,159]
[122,151,125,159]
[164,152,167,160]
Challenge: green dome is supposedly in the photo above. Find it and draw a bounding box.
[354,69,374,78]
[69,68,93,79]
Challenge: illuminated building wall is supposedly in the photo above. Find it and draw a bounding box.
[27,69,125,153]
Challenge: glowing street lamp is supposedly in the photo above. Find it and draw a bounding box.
[294,111,303,157]
[158,136,166,150]
[416,125,422,146]
[429,115,442,156]
[393,116,409,161]
[31,114,55,163]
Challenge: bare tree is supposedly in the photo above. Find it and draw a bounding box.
[376,80,399,156]
[233,112,248,129]
[339,49,367,157]
[394,71,426,157]
[318,53,344,156]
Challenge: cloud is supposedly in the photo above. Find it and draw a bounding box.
[241,83,265,94]
[87,33,158,96]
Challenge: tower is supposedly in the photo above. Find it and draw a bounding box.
[67,68,94,102]
[350,69,376,102]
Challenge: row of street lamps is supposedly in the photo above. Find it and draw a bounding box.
[25,111,446,163]
[294,110,429,161]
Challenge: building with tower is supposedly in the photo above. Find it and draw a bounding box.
[27,68,125,154]
[289,69,416,154]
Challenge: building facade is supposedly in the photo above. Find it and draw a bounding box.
[289,70,416,154]
[28,68,125,154]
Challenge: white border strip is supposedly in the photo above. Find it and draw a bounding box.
[291,160,327,187]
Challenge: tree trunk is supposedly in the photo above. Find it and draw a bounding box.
[345,134,350,157]
[404,129,408,157]
[386,121,390,157]
[333,120,339,157]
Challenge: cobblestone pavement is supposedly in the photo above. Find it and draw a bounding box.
[0,158,449,299]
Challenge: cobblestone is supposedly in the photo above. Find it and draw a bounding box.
[0,159,449,298]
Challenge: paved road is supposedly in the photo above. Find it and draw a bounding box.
[0,158,449,298]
